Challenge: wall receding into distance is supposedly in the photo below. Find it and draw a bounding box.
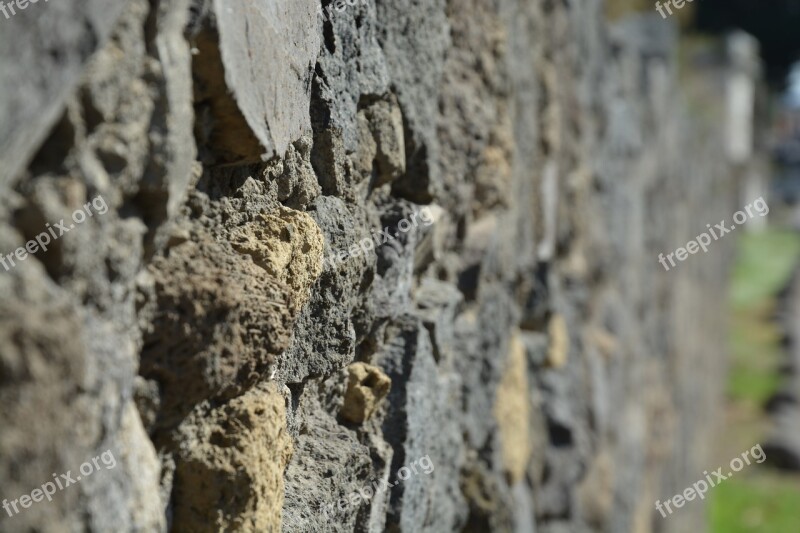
[0,0,751,531]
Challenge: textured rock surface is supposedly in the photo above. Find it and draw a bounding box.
[0,0,744,532]
[0,0,130,187]
[340,362,392,424]
[171,383,292,532]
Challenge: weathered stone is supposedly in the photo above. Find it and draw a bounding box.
[171,383,293,532]
[547,314,570,369]
[340,362,391,424]
[0,0,129,186]
[211,0,319,161]
[494,332,532,484]
[282,378,376,532]
[229,207,324,313]
[141,232,297,432]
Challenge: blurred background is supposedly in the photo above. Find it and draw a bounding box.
[610,0,800,530]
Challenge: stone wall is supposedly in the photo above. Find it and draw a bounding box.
[0,1,742,532]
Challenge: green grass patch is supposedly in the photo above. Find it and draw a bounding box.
[730,230,800,310]
[727,363,782,406]
[713,228,800,533]
[726,229,800,405]
[727,308,784,405]
[710,475,800,533]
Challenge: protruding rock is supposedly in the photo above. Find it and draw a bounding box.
[340,362,391,424]
[494,332,532,484]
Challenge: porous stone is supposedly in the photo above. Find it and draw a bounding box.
[340,362,391,424]
[171,383,293,532]
[228,207,324,313]
[495,332,532,484]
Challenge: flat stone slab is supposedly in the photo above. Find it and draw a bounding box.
[213,0,320,159]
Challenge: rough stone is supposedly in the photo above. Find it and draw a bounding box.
[495,332,532,484]
[340,362,392,424]
[171,383,293,532]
